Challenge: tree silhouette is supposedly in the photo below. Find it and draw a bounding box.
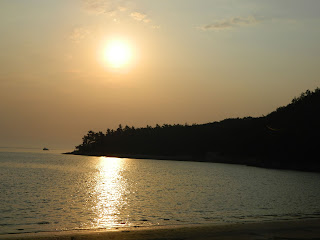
[72,88,320,172]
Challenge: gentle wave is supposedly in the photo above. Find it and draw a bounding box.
[1,151,320,235]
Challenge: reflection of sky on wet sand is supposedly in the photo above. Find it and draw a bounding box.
[92,157,128,228]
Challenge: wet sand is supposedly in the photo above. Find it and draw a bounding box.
[1,219,320,240]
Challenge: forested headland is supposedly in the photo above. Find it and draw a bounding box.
[69,88,320,172]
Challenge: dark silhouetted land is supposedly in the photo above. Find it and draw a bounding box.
[69,88,320,172]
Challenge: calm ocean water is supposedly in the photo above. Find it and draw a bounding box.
[1,149,320,236]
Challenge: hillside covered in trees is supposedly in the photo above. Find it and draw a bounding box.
[70,88,320,172]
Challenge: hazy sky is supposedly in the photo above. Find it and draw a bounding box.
[1,0,320,149]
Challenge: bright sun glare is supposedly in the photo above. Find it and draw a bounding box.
[104,41,131,68]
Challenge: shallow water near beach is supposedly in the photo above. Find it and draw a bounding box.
[1,149,320,236]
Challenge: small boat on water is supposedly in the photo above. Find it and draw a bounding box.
[43,148,49,151]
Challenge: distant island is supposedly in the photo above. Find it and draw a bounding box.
[68,88,320,172]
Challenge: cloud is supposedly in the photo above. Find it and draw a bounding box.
[69,27,90,43]
[200,16,261,31]
[118,6,127,12]
[64,54,73,61]
[83,0,156,26]
[83,0,125,15]
[130,11,150,23]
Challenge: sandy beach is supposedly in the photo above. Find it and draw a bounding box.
[1,219,320,240]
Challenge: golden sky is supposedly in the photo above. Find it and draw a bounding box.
[1,0,320,149]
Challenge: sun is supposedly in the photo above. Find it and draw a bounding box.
[104,41,131,68]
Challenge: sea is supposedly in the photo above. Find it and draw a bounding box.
[1,148,320,236]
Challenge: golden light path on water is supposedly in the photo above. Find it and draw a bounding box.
[92,157,128,228]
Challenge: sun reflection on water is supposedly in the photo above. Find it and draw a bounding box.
[93,157,128,228]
